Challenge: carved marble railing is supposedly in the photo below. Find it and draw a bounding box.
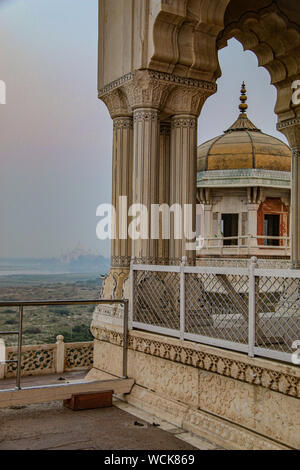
[0,336,93,379]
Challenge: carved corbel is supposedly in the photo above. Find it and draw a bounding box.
[164,85,214,117]
[121,70,174,111]
[277,117,300,149]
[99,88,131,119]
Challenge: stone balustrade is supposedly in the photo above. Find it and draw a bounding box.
[0,336,93,379]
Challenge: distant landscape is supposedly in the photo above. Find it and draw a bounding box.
[0,246,109,346]
[0,243,110,277]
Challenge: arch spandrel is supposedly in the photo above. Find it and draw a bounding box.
[149,0,230,81]
[99,0,300,125]
[218,2,300,123]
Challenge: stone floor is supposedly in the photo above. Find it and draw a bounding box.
[0,372,224,450]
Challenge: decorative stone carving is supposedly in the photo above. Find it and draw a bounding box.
[111,255,132,269]
[65,342,93,370]
[3,340,93,378]
[90,326,300,399]
[6,346,56,378]
[123,70,173,111]
[171,116,197,128]
[133,108,159,123]
[90,331,299,448]
[219,3,300,120]
[165,88,210,117]
[100,70,217,119]
[113,118,133,130]
[100,88,131,119]
[99,72,134,97]
[149,1,229,82]
[277,119,300,148]
[101,269,130,300]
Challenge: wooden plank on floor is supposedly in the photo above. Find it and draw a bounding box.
[0,379,134,408]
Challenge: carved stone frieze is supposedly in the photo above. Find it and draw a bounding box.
[113,117,133,129]
[111,255,132,269]
[90,326,300,399]
[133,108,160,123]
[98,72,134,97]
[127,386,287,450]
[171,116,197,128]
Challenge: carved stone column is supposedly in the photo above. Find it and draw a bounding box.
[247,204,260,250]
[102,116,133,298]
[122,70,172,264]
[277,119,300,268]
[158,122,171,264]
[131,108,160,264]
[203,204,213,252]
[290,146,300,268]
[99,89,133,299]
[169,115,197,265]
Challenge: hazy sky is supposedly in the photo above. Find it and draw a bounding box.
[0,0,288,259]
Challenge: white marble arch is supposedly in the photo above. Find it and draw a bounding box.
[98,0,300,267]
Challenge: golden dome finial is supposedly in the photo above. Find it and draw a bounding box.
[239,81,248,114]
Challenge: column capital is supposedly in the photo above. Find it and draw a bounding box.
[99,88,131,119]
[171,114,197,128]
[123,70,173,111]
[165,86,213,117]
[113,116,133,129]
[100,69,216,117]
[277,117,300,148]
[133,107,160,123]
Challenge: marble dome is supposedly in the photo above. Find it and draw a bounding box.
[197,83,291,173]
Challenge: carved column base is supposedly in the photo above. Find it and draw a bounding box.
[92,264,130,335]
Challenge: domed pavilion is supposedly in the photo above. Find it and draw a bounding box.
[196,83,291,258]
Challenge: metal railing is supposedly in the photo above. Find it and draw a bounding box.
[130,258,299,364]
[0,299,128,390]
[197,234,290,256]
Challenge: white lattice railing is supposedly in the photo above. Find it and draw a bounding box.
[130,258,300,364]
[197,235,290,257]
[0,336,93,379]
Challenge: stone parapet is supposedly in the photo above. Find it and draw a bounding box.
[0,337,93,379]
[89,325,300,449]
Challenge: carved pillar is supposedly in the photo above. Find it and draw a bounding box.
[131,108,160,263]
[122,70,172,264]
[277,119,300,268]
[169,115,197,265]
[247,204,259,249]
[99,90,133,298]
[203,204,213,251]
[158,122,171,264]
[110,116,133,270]
[165,83,214,265]
[290,146,300,267]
